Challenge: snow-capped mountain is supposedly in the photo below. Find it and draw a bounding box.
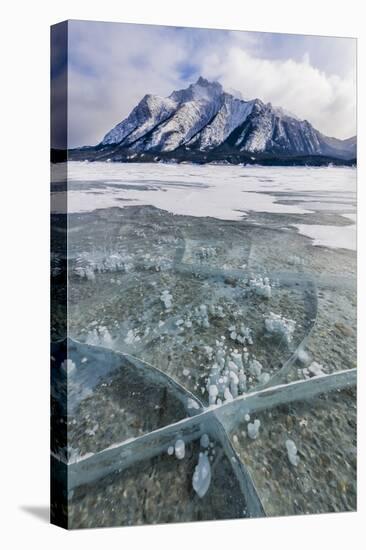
[70,77,356,164]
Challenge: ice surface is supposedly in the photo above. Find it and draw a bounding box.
[55,163,356,251]
[54,157,356,522]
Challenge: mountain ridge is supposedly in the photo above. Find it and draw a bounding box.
[68,77,356,165]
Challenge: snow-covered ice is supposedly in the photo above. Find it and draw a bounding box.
[53,163,356,251]
[294,222,356,251]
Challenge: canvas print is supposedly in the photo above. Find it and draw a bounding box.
[51,20,357,529]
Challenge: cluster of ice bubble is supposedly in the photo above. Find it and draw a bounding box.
[193,304,210,328]
[296,348,311,365]
[160,290,173,310]
[86,325,113,347]
[168,434,213,498]
[60,358,76,374]
[288,255,305,266]
[124,328,141,346]
[249,276,272,299]
[51,252,63,277]
[286,439,300,466]
[173,303,225,332]
[196,246,217,261]
[302,361,326,379]
[247,419,261,440]
[206,344,246,405]
[74,264,96,281]
[187,397,200,410]
[167,439,185,459]
[228,323,253,346]
[101,253,133,273]
[175,318,192,330]
[205,339,271,405]
[74,251,133,280]
[264,312,296,344]
[249,360,271,385]
[141,253,172,272]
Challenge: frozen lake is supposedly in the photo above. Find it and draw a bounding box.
[52,161,357,523]
[52,162,356,250]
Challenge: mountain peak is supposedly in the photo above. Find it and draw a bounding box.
[193,76,223,94]
[169,77,223,104]
[195,76,218,87]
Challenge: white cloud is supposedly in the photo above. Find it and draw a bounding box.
[201,46,356,139]
[67,22,189,146]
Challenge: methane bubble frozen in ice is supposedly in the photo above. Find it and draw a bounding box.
[174,439,185,460]
[192,452,211,498]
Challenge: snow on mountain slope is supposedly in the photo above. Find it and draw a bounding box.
[236,102,273,153]
[129,78,225,152]
[190,94,255,150]
[233,102,322,155]
[101,94,177,146]
[140,97,223,152]
[95,77,356,161]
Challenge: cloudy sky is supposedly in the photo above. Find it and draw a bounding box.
[66,19,356,147]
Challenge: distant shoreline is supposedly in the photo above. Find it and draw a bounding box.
[52,148,356,167]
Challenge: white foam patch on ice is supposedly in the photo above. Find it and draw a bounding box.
[294,222,356,251]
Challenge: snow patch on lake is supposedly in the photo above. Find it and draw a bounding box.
[52,162,356,251]
[294,222,356,251]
